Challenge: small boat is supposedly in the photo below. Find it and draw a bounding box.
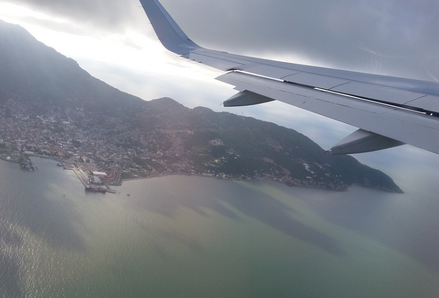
[85,186,106,193]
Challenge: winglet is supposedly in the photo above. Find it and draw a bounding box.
[139,0,201,55]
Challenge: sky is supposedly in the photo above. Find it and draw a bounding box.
[0,0,438,190]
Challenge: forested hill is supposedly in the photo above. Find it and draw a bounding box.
[0,19,403,193]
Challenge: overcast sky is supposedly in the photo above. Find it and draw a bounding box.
[0,0,438,188]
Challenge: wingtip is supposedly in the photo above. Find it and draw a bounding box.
[139,0,201,55]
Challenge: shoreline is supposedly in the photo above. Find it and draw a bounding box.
[0,155,402,194]
[120,172,352,192]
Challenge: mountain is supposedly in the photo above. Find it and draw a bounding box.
[0,20,144,113]
[0,20,402,193]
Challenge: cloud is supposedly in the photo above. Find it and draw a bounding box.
[4,0,438,81]
[4,0,138,30]
[159,0,439,80]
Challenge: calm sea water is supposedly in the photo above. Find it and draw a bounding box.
[0,157,438,297]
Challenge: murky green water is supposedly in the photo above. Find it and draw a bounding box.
[0,158,438,297]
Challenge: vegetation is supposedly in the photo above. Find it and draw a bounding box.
[0,20,403,193]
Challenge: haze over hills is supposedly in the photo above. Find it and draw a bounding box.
[0,19,402,193]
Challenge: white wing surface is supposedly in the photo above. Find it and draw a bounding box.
[139,0,439,155]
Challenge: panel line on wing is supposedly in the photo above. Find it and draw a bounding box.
[314,88,427,115]
[224,69,437,117]
[240,70,438,117]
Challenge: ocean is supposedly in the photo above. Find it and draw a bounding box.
[0,157,438,297]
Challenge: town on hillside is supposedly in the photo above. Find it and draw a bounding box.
[0,97,354,192]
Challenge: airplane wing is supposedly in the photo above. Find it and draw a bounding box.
[139,0,439,155]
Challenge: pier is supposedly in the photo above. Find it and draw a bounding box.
[104,184,117,194]
[72,165,116,194]
[72,166,89,187]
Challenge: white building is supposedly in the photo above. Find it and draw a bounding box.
[92,171,107,177]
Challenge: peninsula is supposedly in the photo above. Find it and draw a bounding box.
[0,20,402,193]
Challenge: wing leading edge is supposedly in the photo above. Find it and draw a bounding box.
[139,0,439,155]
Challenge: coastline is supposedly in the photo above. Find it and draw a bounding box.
[0,154,402,193]
[119,172,352,192]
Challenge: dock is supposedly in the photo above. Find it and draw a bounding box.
[72,166,116,194]
[72,166,89,187]
[104,183,117,194]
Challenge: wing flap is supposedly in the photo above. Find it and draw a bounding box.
[407,95,439,112]
[242,65,299,78]
[331,82,426,105]
[283,72,349,89]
